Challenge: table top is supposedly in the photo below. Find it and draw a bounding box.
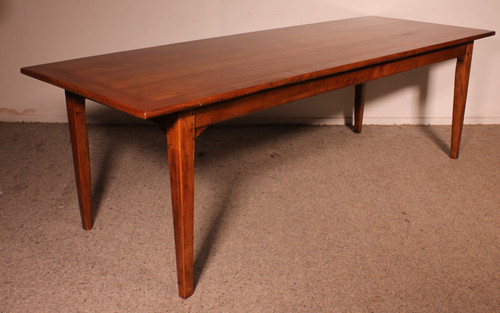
[21,16,494,119]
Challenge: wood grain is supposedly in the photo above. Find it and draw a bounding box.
[21,17,494,119]
[450,42,474,159]
[354,83,366,133]
[166,112,196,299]
[65,91,93,230]
[194,44,467,129]
[20,17,495,299]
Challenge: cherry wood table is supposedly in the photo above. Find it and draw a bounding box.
[21,16,494,298]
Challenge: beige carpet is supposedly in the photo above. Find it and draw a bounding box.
[1,123,499,313]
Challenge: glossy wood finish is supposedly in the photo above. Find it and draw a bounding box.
[450,42,474,159]
[21,17,494,119]
[193,44,469,130]
[165,112,196,298]
[65,91,93,230]
[354,83,366,133]
[20,17,494,299]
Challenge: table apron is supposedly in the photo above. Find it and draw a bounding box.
[193,43,468,129]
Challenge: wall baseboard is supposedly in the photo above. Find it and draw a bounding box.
[229,117,500,125]
[1,114,499,125]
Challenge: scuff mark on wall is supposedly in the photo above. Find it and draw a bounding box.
[0,108,36,115]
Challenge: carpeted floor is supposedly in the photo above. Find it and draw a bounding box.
[0,123,499,313]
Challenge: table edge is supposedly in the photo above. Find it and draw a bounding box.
[20,20,495,120]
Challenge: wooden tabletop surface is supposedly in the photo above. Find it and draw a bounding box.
[21,16,494,119]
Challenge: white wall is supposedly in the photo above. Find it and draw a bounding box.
[1,0,499,124]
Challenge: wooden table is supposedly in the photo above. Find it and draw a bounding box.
[21,16,494,298]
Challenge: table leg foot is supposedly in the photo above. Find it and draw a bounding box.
[450,42,473,159]
[166,112,196,299]
[353,83,366,133]
[65,91,93,230]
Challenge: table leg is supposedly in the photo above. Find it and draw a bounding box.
[450,42,474,159]
[166,112,196,299]
[353,83,366,133]
[65,91,93,230]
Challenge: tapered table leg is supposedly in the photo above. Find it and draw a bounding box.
[450,42,474,159]
[65,91,93,230]
[166,112,196,299]
[353,83,366,133]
